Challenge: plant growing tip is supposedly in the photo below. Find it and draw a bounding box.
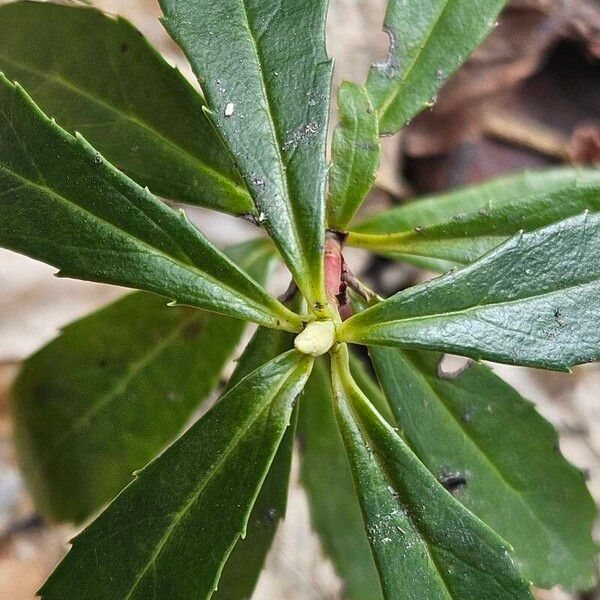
[294,320,336,356]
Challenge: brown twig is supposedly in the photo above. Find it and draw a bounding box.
[482,110,570,160]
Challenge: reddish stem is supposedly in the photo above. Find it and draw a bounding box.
[324,231,352,320]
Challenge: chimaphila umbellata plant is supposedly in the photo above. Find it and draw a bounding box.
[1,0,599,598]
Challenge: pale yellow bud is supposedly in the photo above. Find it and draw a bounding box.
[294,320,336,357]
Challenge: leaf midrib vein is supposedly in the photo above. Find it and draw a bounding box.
[0,163,272,320]
[0,55,249,200]
[356,388,524,599]
[348,229,507,250]
[345,275,600,336]
[398,352,564,547]
[375,0,453,121]
[346,392,454,600]
[355,168,599,233]
[123,363,299,599]
[237,0,304,263]
[39,312,201,469]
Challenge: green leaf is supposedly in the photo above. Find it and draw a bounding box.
[328,82,381,230]
[214,321,297,599]
[0,1,253,214]
[366,0,507,135]
[10,240,275,524]
[298,358,383,600]
[0,75,301,332]
[339,212,600,370]
[370,346,597,590]
[159,0,333,309]
[349,168,600,270]
[214,407,298,600]
[330,346,533,600]
[349,352,394,425]
[40,350,313,600]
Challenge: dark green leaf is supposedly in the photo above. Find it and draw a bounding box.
[366,0,508,134]
[0,75,301,331]
[349,352,394,425]
[328,82,381,230]
[370,346,597,590]
[10,240,275,524]
[40,350,313,600]
[333,348,532,600]
[215,407,297,600]
[299,358,383,600]
[339,213,600,370]
[0,1,252,214]
[349,168,600,270]
[159,0,333,309]
[214,321,297,599]
[331,346,533,600]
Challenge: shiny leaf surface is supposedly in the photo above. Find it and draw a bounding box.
[0,1,252,214]
[331,346,533,600]
[299,358,383,600]
[340,213,600,370]
[40,351,313,600]
[349,168,600,270]
[366,0,508,134]
[11,240,275,524]
[214,321,297,599]
[0,75,301,331]
[370,346,597,590]
[328,82,381,230]
[159,0,333,308]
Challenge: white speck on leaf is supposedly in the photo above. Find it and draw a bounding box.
[283,121,319,151]
[224,103,235,117]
